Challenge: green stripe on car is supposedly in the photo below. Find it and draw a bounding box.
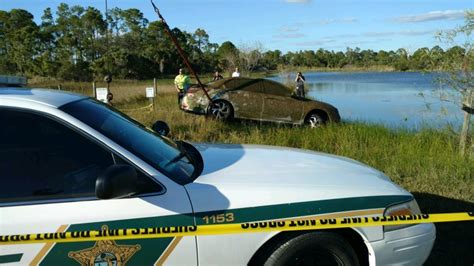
[41,195,411,264]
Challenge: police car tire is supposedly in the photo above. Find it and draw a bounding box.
[262,232,359,266]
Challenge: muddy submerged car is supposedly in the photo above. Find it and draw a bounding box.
[183,77,340,127]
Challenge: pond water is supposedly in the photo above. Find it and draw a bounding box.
[269,72,464,129]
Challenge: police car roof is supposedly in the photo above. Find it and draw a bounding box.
[0,88,88,108]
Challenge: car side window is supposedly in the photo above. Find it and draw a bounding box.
[263,80,292,97]
[220,80,235,89]
[0,109,161,204]
[241,80,263,93]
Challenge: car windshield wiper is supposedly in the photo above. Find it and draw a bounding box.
[164,141,192,167]
[162,140,204,184]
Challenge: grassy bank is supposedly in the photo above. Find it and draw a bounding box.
[120,94,473,202]
[73,85,473,202]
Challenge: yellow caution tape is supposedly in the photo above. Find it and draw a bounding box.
[1,212,472,245]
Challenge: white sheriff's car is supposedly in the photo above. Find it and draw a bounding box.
[0,88,435,265]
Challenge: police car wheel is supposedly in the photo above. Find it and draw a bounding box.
[262,232,359,266]
[208,101,234,121]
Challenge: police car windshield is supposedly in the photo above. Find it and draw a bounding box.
[60,98,195,185]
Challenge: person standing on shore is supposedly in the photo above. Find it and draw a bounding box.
[106,92,114,106]
[295,71,306,98]
[232,67,241,77]
[213,71,223,81]
[174,68,190,109]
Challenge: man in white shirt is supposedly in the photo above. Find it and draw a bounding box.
[231,67,240,77]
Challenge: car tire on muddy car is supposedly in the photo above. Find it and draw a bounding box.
[305,111,327,128]
[208,100,234,121]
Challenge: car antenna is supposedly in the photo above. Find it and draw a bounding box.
[150,0,213,104]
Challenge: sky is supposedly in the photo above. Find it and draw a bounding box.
[1,0,473,53]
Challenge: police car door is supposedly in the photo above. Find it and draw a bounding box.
[0,107,197,265]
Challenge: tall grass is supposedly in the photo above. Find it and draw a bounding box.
[118,92,474,202]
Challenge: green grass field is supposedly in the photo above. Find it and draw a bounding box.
[30,79,474,265]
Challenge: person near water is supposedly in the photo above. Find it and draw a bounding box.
[213,71,223,81]
[231,67,241,77]
[295,71,306,97]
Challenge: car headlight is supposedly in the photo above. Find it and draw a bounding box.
[383,199,421,232]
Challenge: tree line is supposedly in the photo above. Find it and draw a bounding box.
[0,4,470,81]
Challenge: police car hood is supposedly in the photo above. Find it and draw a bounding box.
[185,143,410,212]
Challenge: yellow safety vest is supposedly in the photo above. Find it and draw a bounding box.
[174,74,190,91]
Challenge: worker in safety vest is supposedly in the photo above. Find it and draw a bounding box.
[174,68,190,109]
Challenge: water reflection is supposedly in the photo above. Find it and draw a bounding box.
[269,72,463,129]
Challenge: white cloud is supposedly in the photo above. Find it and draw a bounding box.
[393,10,466,23]
[277,18,357,38]
[363,30,434,37]
[273,33,306,39]
[398,30,434,36]
[318,18,358,25]
[285,0,311,3]
[291,39,334,46]
[279,26,300,33]
[343,39,398,46]
[330,33,358,38]
[376,38,393,42]
[363,32,395,37]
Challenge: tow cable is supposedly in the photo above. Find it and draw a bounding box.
[150,0,214,105]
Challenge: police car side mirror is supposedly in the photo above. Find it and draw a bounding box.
[152,120,170,136]
[96,165,138,199]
